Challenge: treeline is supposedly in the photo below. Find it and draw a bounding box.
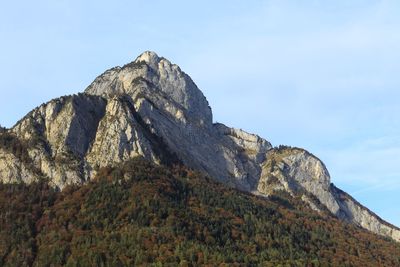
[1,157,400,266]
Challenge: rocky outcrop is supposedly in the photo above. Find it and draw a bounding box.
[85,51,213,127]
[257,147,339,214]
[257,146,400,242]
[6,94,108,186]
[85,51,271,190]
[0,148,37,184]
[0,51,399,242]
[332,186,400,242]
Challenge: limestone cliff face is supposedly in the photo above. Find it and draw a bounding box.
[257,147,400,242]
[0,148,37,184]
[0,51,398,242]
[85,51,271,190]
[8,94,107,186]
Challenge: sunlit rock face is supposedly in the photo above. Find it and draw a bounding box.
[84,51,272,190]
[1,51,399,242]
[85,51,212,127]
[257,146,400,242]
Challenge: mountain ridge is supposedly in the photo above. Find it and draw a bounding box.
[0,51,399,242]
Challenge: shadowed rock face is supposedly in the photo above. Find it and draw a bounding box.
[0,51,399,242]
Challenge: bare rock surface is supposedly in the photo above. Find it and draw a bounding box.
[257,146,400,241]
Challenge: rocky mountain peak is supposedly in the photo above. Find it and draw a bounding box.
[135,50,162,70]
[1,51,399,242]
[85,51,212,127]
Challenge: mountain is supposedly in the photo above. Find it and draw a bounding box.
[0,51,399,246]
[1,158,400,266]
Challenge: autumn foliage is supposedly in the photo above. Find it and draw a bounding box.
[1,157,400,266]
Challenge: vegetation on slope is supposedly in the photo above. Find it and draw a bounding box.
[1,158,400,266]
[0,132,32,164]
[0,131,47,178]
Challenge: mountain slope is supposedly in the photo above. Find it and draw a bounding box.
[0,51,399,242]
[1,158,400,266]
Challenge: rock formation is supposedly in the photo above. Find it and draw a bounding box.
[0,51,399,242]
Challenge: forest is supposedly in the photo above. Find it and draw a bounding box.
[1,157,400,266]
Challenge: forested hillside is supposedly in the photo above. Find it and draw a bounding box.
[1,158,400,266]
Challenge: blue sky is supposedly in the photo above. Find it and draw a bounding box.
[1,0,399,226]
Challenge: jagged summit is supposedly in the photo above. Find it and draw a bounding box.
[1,52,399,242]
[85,51,212,126]
[135,50,162,69]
